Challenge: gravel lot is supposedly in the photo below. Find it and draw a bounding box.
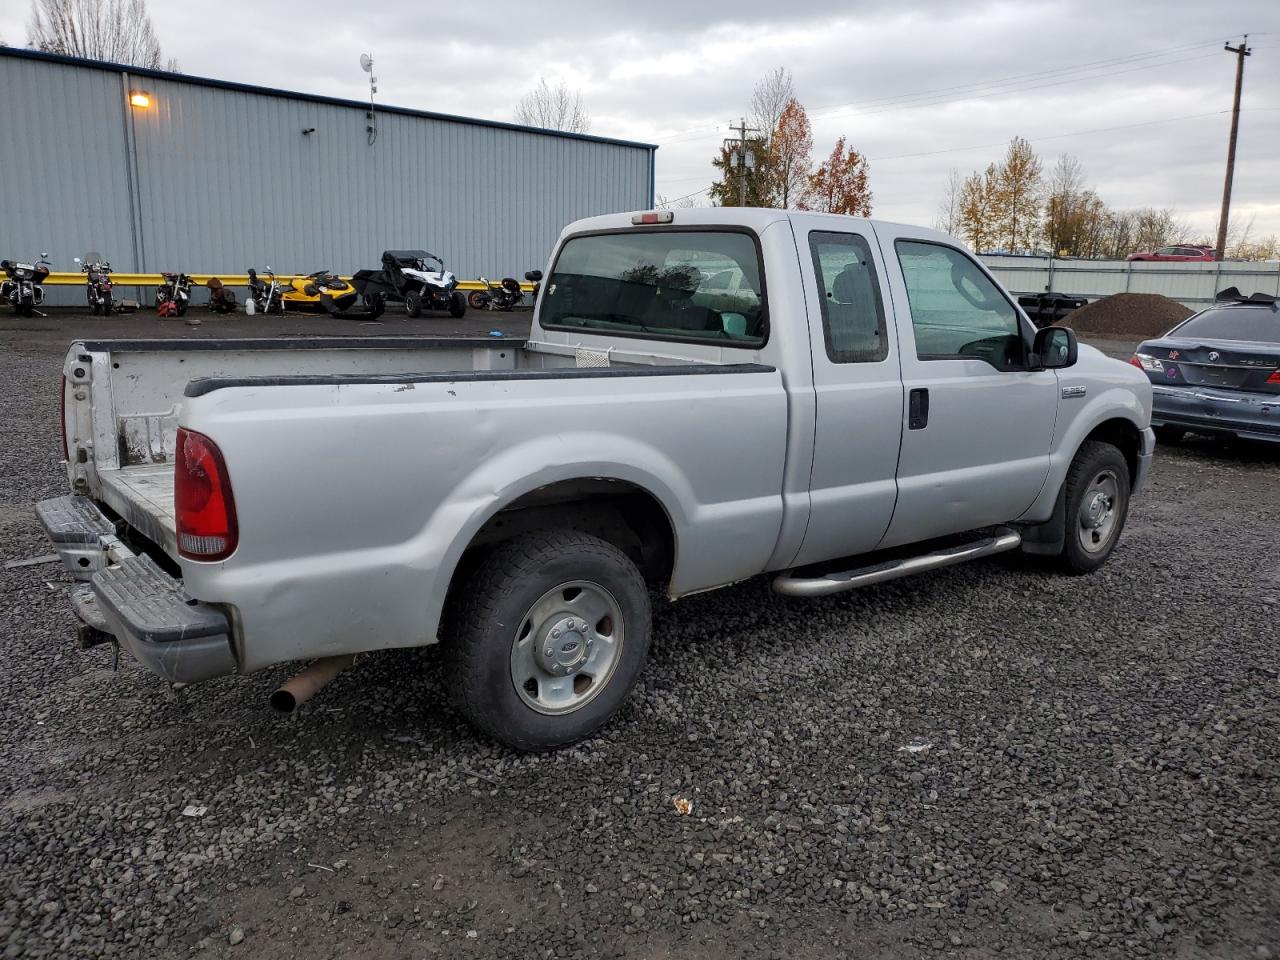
[1,312,1278,959]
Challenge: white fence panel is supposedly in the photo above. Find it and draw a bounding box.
[981,256,1280,309]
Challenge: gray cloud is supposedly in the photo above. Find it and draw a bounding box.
[3,0,1276,237]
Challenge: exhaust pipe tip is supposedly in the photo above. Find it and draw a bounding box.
[268,689,299,714]
[268,654,356,715]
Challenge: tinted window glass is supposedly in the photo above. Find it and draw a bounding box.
[808,231,887,363]
[895,240,1024,371]
[542,231,766,346]
[1172,307,1279,343]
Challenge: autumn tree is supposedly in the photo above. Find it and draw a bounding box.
[958,164,1001,253]
[1042,154,1089,256]
[993,137,1042,253]
[28,0,177,70]
[934,169,964,235]
[805,137,872,217]
[515,78,590,133]
[768,98,813,208]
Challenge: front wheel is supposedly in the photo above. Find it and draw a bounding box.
[1054,441,1131,574]
[468,291,489,311]
[405,290,424,317]
[445,530,652,751]
[449,291,467,318]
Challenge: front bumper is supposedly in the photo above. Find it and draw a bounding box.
[1151,384,1280,443]
[35,496,238,683]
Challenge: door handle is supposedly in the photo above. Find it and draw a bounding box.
[908,388,929,430]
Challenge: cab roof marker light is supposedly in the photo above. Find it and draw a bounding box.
[632,211,674,225]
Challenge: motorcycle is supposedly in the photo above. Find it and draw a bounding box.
[245,267,285,315]
[279,270,361,316]
[352,250,467,318]
[205,277,238,313]
[1,252,51,317]
[156,272,193,317]
[74,253,113,315]
[468,275,523,312]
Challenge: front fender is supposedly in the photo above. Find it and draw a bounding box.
[1019,352,1152,524]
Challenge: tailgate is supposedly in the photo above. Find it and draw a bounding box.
[98,465,178,559]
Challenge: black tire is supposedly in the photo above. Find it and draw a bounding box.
[468,291,488,311]
[450,291,467,318]
[318,292,340,317]
[445,530,652,751]
[102,292,112,315]
[404,290,423,318]
[1154,425,1185,444]
[18,300,33,318]
[365,292,386,321]
[1052,441,1131,575]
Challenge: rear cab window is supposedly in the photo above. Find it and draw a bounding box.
[540,230,767,346]
[808,231,888,363]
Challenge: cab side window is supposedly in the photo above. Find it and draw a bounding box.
[808,231,888,363]
[895,240,1025,371]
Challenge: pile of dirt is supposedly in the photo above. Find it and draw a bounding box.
[1063,292,1193,339]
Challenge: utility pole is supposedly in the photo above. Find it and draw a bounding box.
[1215,36,1251,261]
[724,118,760,207]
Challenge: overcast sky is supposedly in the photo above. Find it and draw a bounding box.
[5,0,1277,239]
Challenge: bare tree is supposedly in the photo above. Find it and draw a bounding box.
[750,67,795,144]
[28,0,177,70]
[933,168,964,235]
[514,78,590,134]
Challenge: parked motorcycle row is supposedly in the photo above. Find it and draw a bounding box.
[0,248,544,320]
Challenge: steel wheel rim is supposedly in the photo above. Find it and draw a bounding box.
[1077,468,1121,554]
[509,580,624,716]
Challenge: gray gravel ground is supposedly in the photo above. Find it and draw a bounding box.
[1,314,1278,959]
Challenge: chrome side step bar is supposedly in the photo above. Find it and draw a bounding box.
[772,528,1022,598]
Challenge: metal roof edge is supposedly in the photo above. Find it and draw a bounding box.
[0,46,658,151]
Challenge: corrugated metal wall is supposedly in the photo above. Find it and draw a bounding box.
[0,50,654,305]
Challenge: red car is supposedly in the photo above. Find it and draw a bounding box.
[1126,244,1215,262]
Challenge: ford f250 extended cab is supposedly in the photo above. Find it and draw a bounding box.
[40,209,1154,750]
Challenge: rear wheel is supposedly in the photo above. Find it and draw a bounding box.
[450,291,467,318]
[1053,441,1131,574]
[468,291,489,310]
[405,290,423,318]
[445,530,652,751]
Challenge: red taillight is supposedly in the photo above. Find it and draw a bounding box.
[1129,355,1143,369]
[59,374,69,461]
[1268,369,1280,385]
[175,428,238,561]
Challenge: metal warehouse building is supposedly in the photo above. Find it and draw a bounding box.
[0,48,656,303]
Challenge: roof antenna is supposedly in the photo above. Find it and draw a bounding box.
[360,53,378,146]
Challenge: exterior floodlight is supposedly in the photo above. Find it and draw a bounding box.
[129,91,152,108]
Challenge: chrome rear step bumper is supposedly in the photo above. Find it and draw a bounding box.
[35,495,237,683]
[772,528,1022,598]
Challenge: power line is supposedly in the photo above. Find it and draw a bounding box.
[653,37,1224,146]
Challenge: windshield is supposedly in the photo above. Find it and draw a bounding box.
[1171,307,1279,344]
[541,230,767,346]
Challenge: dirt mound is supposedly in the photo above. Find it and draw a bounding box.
[1063,293,1192,339]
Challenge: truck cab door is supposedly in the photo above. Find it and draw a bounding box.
[872,228,1058,549]
[788,226,904,567]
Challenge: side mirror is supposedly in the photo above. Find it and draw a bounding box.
[525,269,543,282]
[1033,325,1077,370]
[74,257,82,264]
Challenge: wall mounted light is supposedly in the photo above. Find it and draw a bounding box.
[302,127,316,136]
[128,90,152,109]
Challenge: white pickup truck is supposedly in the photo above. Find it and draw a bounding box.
[40,209,1154,750]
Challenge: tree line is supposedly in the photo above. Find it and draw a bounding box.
[938,139,1278,260]
[705,68,873,217]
